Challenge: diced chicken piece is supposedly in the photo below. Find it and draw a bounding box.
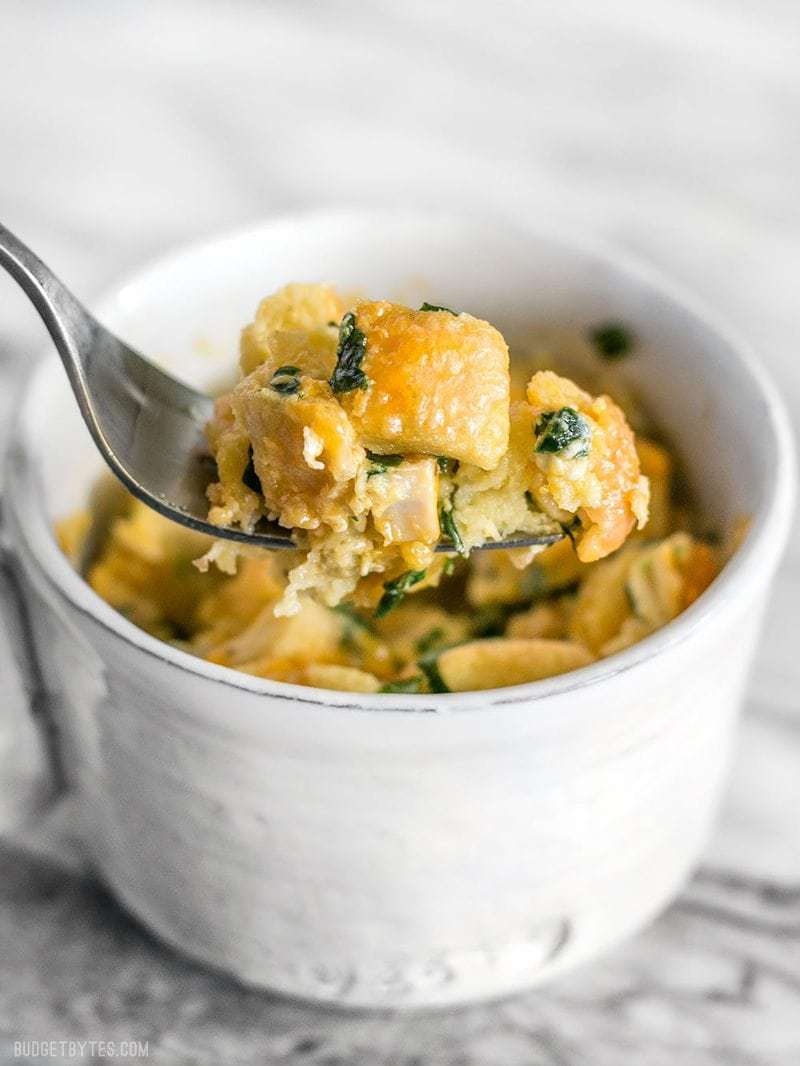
[433,638,593,692]
[338,300,510,470]
[526,370,650,562]
[367,457,440,545]
[240,283,344,375]
[229,367,364,531]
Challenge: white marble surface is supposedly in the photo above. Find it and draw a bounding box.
[0,1,798,1062]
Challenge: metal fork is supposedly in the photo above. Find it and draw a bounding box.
[0,223,563,552]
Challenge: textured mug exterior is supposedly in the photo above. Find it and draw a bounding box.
[2,211,795,1006]
[6,534,768,1006]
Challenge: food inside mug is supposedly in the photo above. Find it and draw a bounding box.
[57,284,727,694]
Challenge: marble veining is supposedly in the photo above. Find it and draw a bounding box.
[0,1,798,1062]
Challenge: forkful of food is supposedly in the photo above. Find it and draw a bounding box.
[0,223,649,618]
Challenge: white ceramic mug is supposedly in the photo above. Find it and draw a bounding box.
[1,211,795,1008]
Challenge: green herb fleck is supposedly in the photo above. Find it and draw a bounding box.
[269,365,302,395]
[471,605,510,638]
[375,569,427,618]
[624,581,639,616]
[380,676,424,694]
[436,455,460,476]
[439,507,467,556]
[590,321,634,360]
[415,627,446,655]
[524,489,536,510]
[442,557,457,576]
[418,652,450,693]
[419,301,459,316]
[327,320,338,328]
[366,450,404,477]
[534,408,591,457]
[333,603,376,635]
[242,447,262,494]
[330,312,369,393]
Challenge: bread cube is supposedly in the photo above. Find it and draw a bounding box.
[374,602,471,663]
[301,663,381,693]
[230,366,364,531]
[526,370,650,562]
[206,596,341,670]
[240,283,344,376]
[337,300,510,470]
[505,602,566,640]
[433,638,593,691]
[568,545,642,653]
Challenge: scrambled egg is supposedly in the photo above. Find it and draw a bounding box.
[58,285,724,694]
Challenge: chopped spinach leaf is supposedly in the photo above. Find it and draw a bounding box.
[534,407,591,458]
[338,631,357,654]
[171,621,192,642]
[436,455,460,476]
[415,626,445,655]
[590,321,634,360]
[380,676,424,694]
[418,652,450,693]
[242,447,262,494]
[439,507,467,556]
[270,365,302,395]
[366,450,404,477]
[333,603,376,635]
[419,301,459,316]
[471,605,510,638]
[330,312,369,393]
[375,569,427,618]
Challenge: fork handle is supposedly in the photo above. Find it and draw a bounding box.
[0,222,94,378]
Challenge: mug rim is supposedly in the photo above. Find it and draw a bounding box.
[5,207,796,712]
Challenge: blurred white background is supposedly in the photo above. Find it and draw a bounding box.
[0,2,798,1059]
[2,0,797,742]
